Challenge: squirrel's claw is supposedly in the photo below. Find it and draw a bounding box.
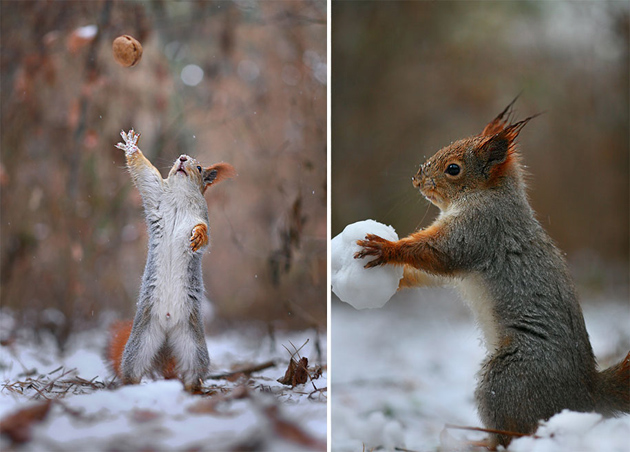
[354,234,389,268]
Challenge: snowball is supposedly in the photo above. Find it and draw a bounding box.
[331,220,404,309]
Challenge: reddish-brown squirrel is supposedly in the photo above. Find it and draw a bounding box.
[106,129,235,392]
[355,99,630,448]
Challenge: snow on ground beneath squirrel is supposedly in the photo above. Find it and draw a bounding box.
[0,318,326,452]
[332,288,630,452]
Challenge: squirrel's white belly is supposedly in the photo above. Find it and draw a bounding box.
[151,215,197,329]
[456,274,499,352]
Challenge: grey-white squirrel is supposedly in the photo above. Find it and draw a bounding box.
[107,129,235,392]
[355,100,630,448]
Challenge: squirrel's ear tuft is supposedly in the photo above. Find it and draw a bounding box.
[502,115,538,142]
[481,95,520,137]
[203,162,236,193]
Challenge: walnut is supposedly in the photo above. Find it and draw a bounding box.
[112,35,142,67]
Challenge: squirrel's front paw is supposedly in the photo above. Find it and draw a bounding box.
[115,129,141,156]
[190,224,209,252]
[354,234,391,268]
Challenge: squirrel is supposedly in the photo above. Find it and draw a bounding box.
[355,99,630,448]
[106,129,235,392]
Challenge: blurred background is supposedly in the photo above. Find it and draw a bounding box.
[332,1,629,300]
[1,0,326,350]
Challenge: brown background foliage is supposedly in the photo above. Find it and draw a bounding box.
[332,1,629,299]
[1,0,326,349]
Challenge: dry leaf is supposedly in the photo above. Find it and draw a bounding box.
[264,404,325,451]
[188,399,220,415]
[130,409,161,423]
[277,356,309,387]
[310,365,323,380]
[0,400,52,444]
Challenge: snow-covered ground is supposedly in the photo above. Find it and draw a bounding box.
[331,286,630,451]
[0,319,326,451]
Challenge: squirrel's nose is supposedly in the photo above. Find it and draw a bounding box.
[179,155,187,162]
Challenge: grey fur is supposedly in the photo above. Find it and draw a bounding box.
[444,180,598,445]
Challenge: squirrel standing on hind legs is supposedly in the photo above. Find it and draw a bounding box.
[355,99,630,449]
[107,129,235,392]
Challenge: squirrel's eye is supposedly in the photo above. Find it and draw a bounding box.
[197,166,202,172]
[445,163,460,176]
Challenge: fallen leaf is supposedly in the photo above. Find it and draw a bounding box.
[130,409,161,423]
[0,400,52,444]
[310,365,323,380]
[293,357,309,386]
[188,399,220,415]
[264,404,325,451]
[277,356,309,387]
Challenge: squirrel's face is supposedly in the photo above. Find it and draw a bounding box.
[167,155,206,192]
[412,102,536,211]
[412,137,487,211]
[167,154,236,194]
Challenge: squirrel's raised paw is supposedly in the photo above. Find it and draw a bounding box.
[354,234,391,268]
[115,129,141,156]
[190,224,209,252]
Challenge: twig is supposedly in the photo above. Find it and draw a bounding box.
[206,360,276,380]
[47,366,63,375]
[444,423,534,439]
[44,367,77,391]
[30,384,51,401]
[282,338,309,361]
[307,386,326,400]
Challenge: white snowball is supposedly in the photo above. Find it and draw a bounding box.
[331,220,404,309]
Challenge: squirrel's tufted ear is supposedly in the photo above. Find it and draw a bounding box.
[478,132,510,167]
[477,115,538,175]
[203,162,236,193]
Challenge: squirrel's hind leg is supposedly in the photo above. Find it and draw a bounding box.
[120,317,167,384]
[169,313,210,392]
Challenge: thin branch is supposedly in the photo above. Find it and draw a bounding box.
[444,423,534,439]
[206,360,276,380]
[282,338,309,361]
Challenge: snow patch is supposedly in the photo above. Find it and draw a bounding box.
[511,410,630,452]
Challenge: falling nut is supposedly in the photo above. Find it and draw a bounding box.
[112,35,142,67]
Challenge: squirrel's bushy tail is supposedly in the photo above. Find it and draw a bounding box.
[595,352,630,417]
[106,320,133,379]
